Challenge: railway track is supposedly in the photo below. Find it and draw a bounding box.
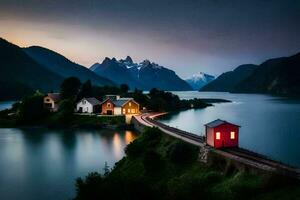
[136,113,300,179]
[140,114,204,143]
[223,148,300,178]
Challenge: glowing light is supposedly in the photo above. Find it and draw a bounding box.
[230,131,235,139]
[216,132,220,140]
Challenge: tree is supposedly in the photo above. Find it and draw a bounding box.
[168,141,198,164]
[17,91,49,124]
[143,150,163,173]
[56,98,76,123]
[120,83,129,94]
[60,77,81,100]
[78,80,92,100]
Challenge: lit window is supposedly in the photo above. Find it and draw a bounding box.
[230,131,235,139]
[131,109,135,113]
[128,109,131,113]
[129,102,132,107]
[216,132,220,140]
[123,108,126,114]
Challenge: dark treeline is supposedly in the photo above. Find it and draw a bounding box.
[0,76,211,127]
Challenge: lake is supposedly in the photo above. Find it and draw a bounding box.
[159,91,300,168]
[0,101,16,111]
[0,128,137,200]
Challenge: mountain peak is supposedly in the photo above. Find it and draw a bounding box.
[125,56,133,63]
[185,72,215,90]
[91,56,191,90]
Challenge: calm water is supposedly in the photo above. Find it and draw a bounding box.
[160,91,300,168]
[0,128,137,200]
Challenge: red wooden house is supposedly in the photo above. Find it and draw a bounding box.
[205,119,240,148]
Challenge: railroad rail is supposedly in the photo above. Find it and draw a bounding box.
[144,116,205,143]
[134,113,300,179]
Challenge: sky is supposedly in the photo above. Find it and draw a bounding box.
[0,0,300,78]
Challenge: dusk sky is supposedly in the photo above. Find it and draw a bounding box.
[1,0,300,78]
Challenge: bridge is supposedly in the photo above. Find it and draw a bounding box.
[133,113,300,179]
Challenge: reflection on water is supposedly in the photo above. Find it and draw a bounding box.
[0,128,137,200]
[161,91,300,168]
[113,133,122,160]
[125,130,135,144]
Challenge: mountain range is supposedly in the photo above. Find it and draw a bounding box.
[0,38,114,100]
[185,72,215,90]
[0,38,63,100]
[0,38,191,100]
[23,46,114,86]
[1,36,299,100]
[90,56,191,91]
[201,52,300,96]
[201,64,257,92]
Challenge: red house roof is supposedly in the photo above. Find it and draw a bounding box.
[204,119,240,128]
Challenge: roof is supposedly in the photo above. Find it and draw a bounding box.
[112,98,136,107]
[47,93,61,102]
[82,97,101,106]
[100,97,139,107]
[204,119,240,128]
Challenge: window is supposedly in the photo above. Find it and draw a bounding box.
[128,109,131,113]
[129,102,132,107]
[107,103,111,108]
[46,98,50,102]
[131,109,135,113]
[83,100,86,105]
[216,132,220,140]
[123,108,126,114]
[230,131,235,139]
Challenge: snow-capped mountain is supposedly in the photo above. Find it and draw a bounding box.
[89,56,191,91]
[185,72,215,90]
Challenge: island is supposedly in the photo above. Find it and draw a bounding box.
[0,77,230,129]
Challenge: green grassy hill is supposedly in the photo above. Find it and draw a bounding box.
[74,127,300,200]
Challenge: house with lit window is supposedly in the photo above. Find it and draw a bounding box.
[76,97,101,113]
[100,95,140,115]
[205,119,240,148]
[44,93,61,112]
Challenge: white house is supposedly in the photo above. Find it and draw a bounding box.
[76,97,101,113]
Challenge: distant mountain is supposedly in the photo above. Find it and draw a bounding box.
[185,72,215,90]
[0,38,63,100]
[200,64,257,92]
[24,46,114,86]
[201,52,300,96]
[234,53,300,95]
[90,56,192,91]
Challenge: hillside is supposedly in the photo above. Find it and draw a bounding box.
[24,46,115,86]
[74,127,300,200]
[200,64,257,92]
[90,56,192,91]
[234,53,300,95]
[0,38,63,100]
